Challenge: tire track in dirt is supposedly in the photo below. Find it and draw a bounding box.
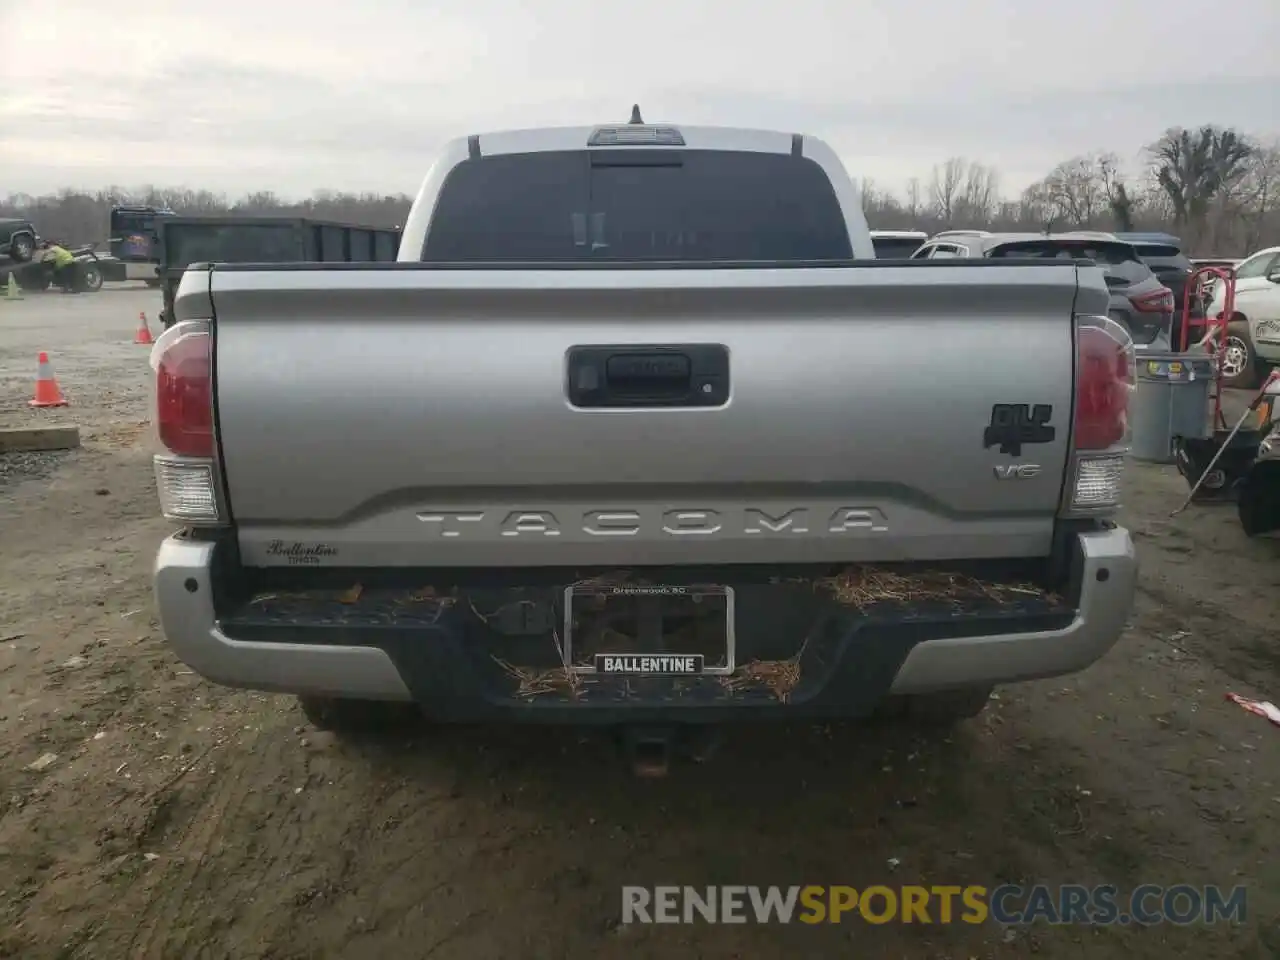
[1135,572,1279,689]
[127,720,271,959]
[274,745,481,952]
[243,727,371,947]
[161,740,267,959]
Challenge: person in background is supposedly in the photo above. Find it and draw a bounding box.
[41,240,79,293]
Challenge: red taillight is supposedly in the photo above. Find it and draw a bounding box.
[1075,317,1135,451]
[1130,287,1174,313]
[156,326,213,457]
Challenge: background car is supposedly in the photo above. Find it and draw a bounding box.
[0,217,38,262]
[870,229,929,258]
[1190,257,1241,270]
[1205,246,1280,388]
[911,231,1175,351]
[1114,233,1199,346]
[1189,258,1240,309]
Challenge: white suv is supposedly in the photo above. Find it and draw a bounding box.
[1207,246,1280,388]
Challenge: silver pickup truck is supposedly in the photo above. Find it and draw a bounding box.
[151,116,1138,768]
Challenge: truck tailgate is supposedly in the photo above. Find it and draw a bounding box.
[205,262,1089,567]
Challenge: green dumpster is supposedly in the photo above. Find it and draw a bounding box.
[1130,352,1215,463]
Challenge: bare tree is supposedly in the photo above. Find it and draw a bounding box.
[929,158,967,224]
[234,191,284,213]
[1097,153,1134,232]
[904,177,922,219]
[1042,156,1106,226]
[1235,142,1280,251]
[1017,181,1059,232]
[959,162,1000,223]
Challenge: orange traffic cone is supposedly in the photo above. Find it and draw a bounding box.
[29,352,68,408]
[134,311,154,345]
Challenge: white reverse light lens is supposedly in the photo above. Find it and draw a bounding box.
[1072,455,1125,510]
[155,455,221,523]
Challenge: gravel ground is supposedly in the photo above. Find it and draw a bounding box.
[0,449,78,490]
[0,284,156,488]
[1,288,1278,959]
[0,284,159,418]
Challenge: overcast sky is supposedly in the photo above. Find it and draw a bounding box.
[2,0,1277,201]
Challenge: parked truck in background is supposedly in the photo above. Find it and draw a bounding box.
[109,204,176,285]
[150,114,1139,772]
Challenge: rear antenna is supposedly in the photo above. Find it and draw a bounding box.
[629,104,643,124]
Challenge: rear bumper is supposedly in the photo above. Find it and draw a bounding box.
[154,535,413,702]
[887,527,1135,693]
[154,527,1137,722]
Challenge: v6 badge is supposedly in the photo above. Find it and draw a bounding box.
[985,403,1055,457]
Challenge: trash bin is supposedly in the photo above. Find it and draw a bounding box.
[1130,352,1215,463]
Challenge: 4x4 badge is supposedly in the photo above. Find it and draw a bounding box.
[985,403,1055,457]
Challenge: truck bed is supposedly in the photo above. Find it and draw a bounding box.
[183,258,1101,569]
[156,216,403,329]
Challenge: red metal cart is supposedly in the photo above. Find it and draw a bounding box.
[1177,264,1236,432]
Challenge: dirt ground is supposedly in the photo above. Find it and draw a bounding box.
[1,286,1279,959]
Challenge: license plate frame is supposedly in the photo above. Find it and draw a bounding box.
[562,584,735,676]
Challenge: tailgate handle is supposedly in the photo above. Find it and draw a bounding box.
[567,344,729,409]
[605,353,690,389]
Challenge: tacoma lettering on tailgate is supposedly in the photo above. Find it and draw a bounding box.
[415,507,889,539]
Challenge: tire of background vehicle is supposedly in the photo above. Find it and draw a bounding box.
[875,685,994,725]
[298,695,421,735]
[80,265,103,292]
[1222,319,1260,389]
[9,233,34,262]
[145,278,162,288]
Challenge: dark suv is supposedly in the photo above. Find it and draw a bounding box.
[0,218,38,262]
[912,231,1175,349]
[1113,233,1201,346]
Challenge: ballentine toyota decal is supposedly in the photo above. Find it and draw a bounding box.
[265,540,338,565]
